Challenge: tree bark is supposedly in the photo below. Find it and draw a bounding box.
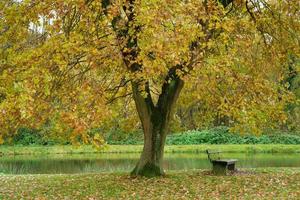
[131,78,184,177]
[130,113,167,177]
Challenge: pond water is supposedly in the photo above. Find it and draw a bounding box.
[0,153,299,174]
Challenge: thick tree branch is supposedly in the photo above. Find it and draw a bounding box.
[157,67,184,118]
[131,81,154,133]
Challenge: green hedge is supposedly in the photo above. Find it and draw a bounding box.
[9,128,69,146]
[106,127,300,145]
[12,128,46,145]
[8,126,300,145]
[166,127,300,145]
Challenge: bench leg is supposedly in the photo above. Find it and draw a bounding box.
[227,163,235,171]
[212,163,227,175]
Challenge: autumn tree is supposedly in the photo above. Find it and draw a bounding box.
[0,0,299,176]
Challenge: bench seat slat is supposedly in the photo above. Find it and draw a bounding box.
[213,159,237,162]
[212,160,237,165]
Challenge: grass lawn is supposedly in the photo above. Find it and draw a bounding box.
[1,168,300,199]
[1,144,300,155]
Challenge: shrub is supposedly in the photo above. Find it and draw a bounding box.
[166,127,300,145]
[12,128,45,145]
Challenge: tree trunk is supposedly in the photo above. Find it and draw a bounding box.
[130,111,168,177]
[131,78,184,177]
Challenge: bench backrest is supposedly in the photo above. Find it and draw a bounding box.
[206,150,221,162]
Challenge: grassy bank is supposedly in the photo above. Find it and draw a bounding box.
[1,144,300,155]
[1,169,300,199]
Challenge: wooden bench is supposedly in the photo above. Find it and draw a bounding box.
[206,150,237,175]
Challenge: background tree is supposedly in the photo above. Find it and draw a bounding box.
[0,0,299,176]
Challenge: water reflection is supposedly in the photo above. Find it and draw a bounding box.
[0,153,299,174]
